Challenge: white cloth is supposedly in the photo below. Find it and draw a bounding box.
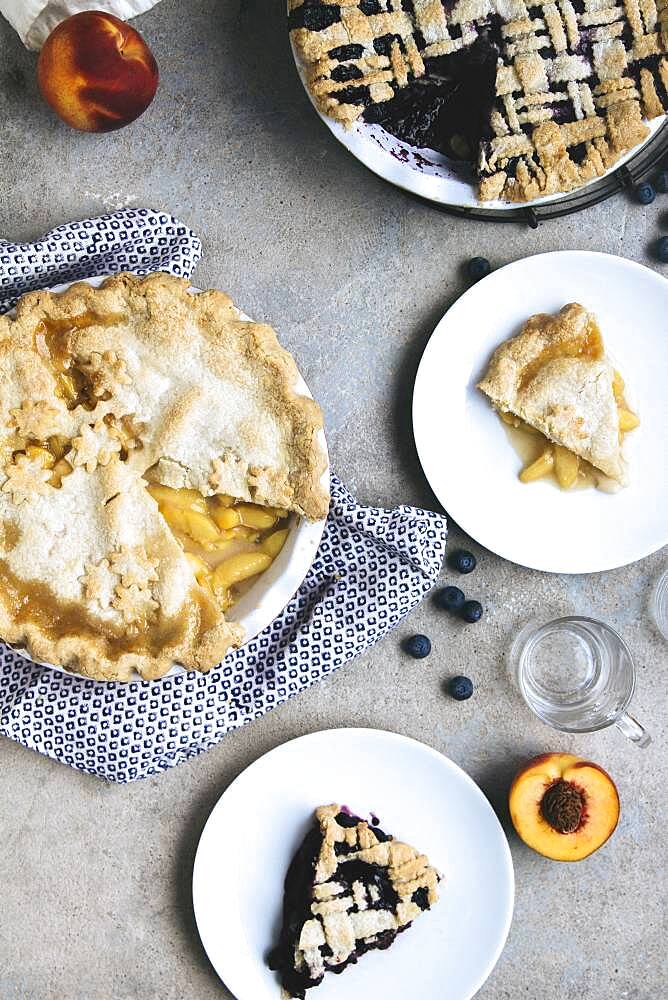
[0,0,162,50]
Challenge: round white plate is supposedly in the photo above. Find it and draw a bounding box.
[7,275,329,681]
[413,251,668,574]
[193,728,514,1000]
[290,34,665,211]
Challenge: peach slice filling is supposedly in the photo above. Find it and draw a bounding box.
[34,311,127,410]
[500,370,639,490]
[14,414,143,489]
[145,483,290,611]
[12,434,74,487]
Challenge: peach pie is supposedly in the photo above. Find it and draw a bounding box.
[0,273,329,682]
[477,303,639,490]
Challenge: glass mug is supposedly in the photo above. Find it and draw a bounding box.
[509,616,652,747]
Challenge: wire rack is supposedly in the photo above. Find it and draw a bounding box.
[408,121,668,227]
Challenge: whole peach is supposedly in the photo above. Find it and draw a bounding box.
[37,11,159,132]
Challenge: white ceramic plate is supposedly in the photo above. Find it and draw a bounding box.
[413,251,668,574]
[290,34,665,211]
[7,275,329,680]
[193,728,514,1000]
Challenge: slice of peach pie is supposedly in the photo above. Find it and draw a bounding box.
[0,273,329,681]
[477,304,639,491]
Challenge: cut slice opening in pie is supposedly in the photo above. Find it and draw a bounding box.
[143,480,292,609]
[0,273,329,681]
[268,804,441,998]
[477,303,639,490]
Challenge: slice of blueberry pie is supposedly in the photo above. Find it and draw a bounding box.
[269,804,441,997]
[289,0,668,202]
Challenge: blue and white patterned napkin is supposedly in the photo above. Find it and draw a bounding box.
[0,209,447,783]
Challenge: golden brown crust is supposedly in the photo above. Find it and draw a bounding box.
[477,303,628,483]
[0,273,329,681]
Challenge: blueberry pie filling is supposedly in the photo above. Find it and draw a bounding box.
[269,804,441,997]
[289,0,668,202]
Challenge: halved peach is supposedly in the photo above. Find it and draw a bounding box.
[509,752,620,862]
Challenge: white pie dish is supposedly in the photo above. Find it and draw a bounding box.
[412,251,668,574]
[5,275,329,682]
[290,32,665,212]
[193,727,514,1000]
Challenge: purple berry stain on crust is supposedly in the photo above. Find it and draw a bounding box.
[335,809,359,828]
[412,886,431,910]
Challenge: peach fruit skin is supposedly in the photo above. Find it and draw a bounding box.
[37,12,159,133]
[509,752,620,862]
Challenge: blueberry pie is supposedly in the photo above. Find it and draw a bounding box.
[289,0,668,201]
[0,273,329,681]
[477,303,639,489]
[269,804,441,997]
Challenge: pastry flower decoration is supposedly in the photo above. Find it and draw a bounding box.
[9,399,63,440]
[70,419,122,473]
[209,452,244,493]
[81,545,160,625]
[80,558,116,612]
[111,583,159,625]
[111,414,145,456]
[1,453,53,505]
[79,350,132,399]
[109,544,159,589]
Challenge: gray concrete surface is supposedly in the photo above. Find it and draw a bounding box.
[0,2,666,998]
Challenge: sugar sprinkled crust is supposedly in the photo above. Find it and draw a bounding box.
[0,273,329,681]
[289,0,667,202]
[269,804,441,997]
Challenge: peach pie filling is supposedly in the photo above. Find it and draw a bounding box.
[34,310,128,410]
[500,368,639,491]
[145,484,290,611]
[10,435,74,488]
[1,412,291,659]
[22,313,292,616]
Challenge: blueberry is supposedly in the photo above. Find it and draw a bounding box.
[656,169,668,194]
[634,182,655,205]
[435,585,465,611]
[656,236,668,263]
[450,549,477,574]
[403,634,431,658]
[461,599,483,623]
[448,675,474,700]
[467,256,491,282]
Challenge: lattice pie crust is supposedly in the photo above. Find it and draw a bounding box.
[290,0,667,201]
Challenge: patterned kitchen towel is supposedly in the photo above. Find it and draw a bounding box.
[0,209,447,783]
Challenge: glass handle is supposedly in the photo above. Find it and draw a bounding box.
[615,711,652,748]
